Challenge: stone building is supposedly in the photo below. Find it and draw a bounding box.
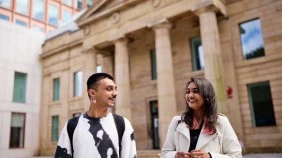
[40,0,282,155]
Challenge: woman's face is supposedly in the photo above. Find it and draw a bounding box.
[185,82,205,112]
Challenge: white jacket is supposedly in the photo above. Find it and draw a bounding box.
[161,114,242,158]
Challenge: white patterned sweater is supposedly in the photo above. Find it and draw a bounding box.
[54,112,136,158]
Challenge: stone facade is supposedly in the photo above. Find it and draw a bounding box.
[40,0,282,155]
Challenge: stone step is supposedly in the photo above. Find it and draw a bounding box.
[137,150,161,158]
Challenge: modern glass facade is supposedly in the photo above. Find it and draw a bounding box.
[0,0,94,32]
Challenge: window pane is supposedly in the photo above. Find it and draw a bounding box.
[16,0,29,15]
[0,14,10,21]
[87,0,93,7]
[15,20,28,27]
[74,71,83,97]
[75,0,83,10]
[33,0,44,21]
[240,19,265,60]
[63,0,72,6]
[96,65,102,73]
[62,10,72,24]
[191,36,204,71]
[150,100,159,149]
[48,4,58,26]
[53,78,60,101]
[32,25,44,32]
[10,113,25,148]
[13,72,27,103]
[52,116,59,141]
[248,81,276,127]
[150,49,157,80]
[0,0,11,9]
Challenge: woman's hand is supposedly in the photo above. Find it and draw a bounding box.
[190,149,211,158]
[176,151,191,158]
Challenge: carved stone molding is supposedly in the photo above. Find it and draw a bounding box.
[152,0,161,8]
[84,25,91,35]
[111,12,121,24]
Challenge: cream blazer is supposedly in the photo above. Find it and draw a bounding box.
[161,114,242,158]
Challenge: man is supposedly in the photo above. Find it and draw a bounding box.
[55,73,136,158]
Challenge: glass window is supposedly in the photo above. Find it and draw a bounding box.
[150,100,159,149]
[150,49,157,80]
[240,19,265,60]
[10,113,25,148]
[74,71,83,97]
[87,0,93,7]
[0,0,11,9]
[13,72,27,103]
[32,0,44,21]
[63,0,72,6]
[15,20,28,27]
[248,81,276,127]
[52,115,59,141]
[16,0,29,15]
[191,36,204,71]
[62,10,72,24]
[32,25,44,32]
[96,65,102,73]
[75,0,83,10]
[53,78,60,101]
[0,14,10,21]
[48,4,58,26]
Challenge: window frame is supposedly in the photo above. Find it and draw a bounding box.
[51,115,59,141]
[32,0,44,21]
[13,72,27,103]
[247,81,276,127]
[15,0,29,15]
[239,18,265,60]
[48,2,59,26]
[150,49,157,80]
[9,112,26,148]
[0,13,10,21]
[73,70,83,97]
[190,36,204,71]
[53,78,60,101]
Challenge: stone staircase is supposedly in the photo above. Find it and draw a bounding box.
[137,150,161,158]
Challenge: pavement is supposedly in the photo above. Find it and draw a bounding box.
[243,153,282,158]
[26,153,282,158]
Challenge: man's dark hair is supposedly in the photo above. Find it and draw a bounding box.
[87,73,114,90]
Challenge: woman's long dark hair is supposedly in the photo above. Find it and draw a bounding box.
[181,77,218,134]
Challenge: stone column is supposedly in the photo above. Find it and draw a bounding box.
[114,37,132,121]
[82,48,97,112]
[197,10,228,115]
[152,20,177,146]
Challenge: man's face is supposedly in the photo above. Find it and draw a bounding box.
[95,78,118,108]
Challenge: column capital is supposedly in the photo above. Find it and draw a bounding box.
[149,18,172,31]
[193,0,226,17]
[112,36,129,44]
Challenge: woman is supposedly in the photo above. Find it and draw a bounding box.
[161,77,242,158]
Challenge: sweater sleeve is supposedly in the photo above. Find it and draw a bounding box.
[54,122,72,158]
[120,117,137,158]
[161,116,180,158]
[209,116,242,158]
